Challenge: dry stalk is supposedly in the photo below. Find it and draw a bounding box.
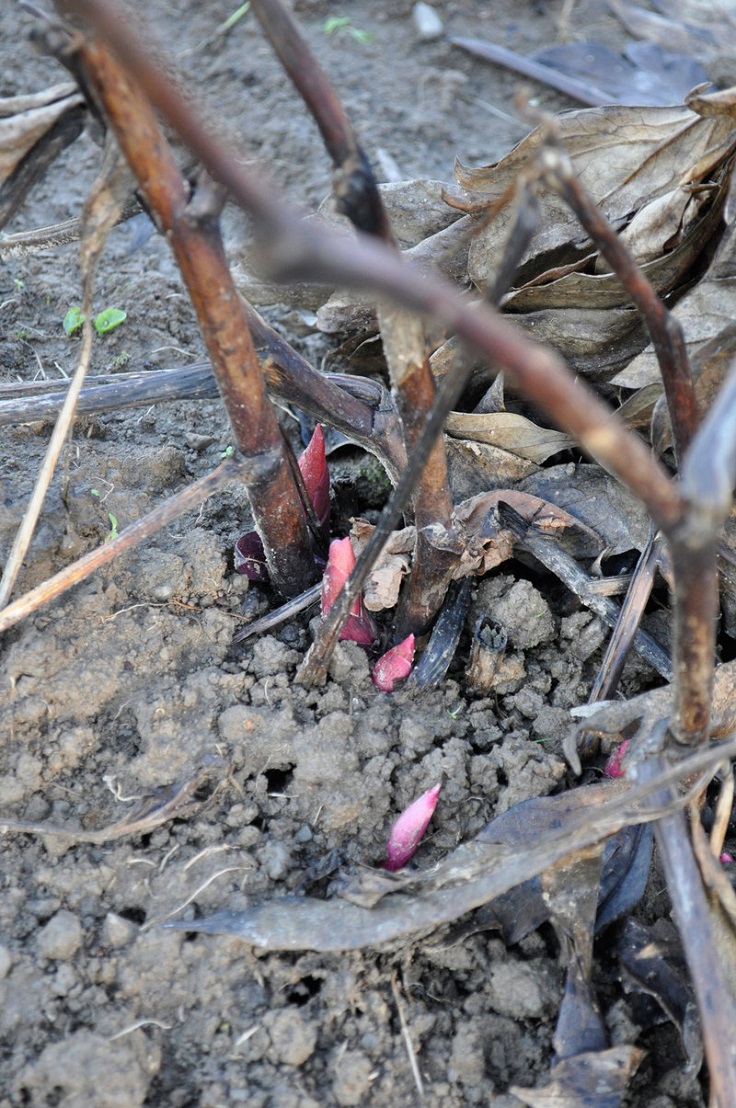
[53,24,318,597]
[536,131,699,463]
[252,0,455,637]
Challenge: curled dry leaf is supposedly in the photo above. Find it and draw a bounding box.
[441,88,736,380]
[609,0,736,82]
[350,518,414,611]
[519,465,652,556]
[449,91,736,291]
[445,411,575,463]
[0,83,85,228]
[352,488,603,617]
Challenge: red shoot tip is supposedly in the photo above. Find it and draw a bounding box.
[321,537,377,645]
[603,738,631,779]
[384,782,442,871]
[372,633,415,692]
[299,424,330,534]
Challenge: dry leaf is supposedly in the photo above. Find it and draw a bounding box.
[445,411,575,462]
[0,83,85,228]
[511,1045,643,1108]
[613,217,736,389]
[519,465,652,555]
[350,519,414,611]
[445,437,539,502]
[449,97,736,297]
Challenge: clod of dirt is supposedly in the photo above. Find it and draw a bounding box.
[15,1030,160,1108]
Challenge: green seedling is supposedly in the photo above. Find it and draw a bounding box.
[13,278,24,291]
[63,306,85,336]
[94,307,127,334]
[105,513,119,542]
[220,445,235,459]
[63,306,127,336]
[322,16,374,44]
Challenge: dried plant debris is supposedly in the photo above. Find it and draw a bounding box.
[617,917,703,1076]
[451,35,708,108]
[609,0,736,84]
[163,769,715,954]
[0,83,85,227]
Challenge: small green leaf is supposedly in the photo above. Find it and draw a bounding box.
[323,15,351,33]
[63,306,86,336]
[347,27,374,44]
[322,16,373,43]
[94,308,127,335]
[106,513,119,542]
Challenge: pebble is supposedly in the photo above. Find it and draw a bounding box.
[36,910,82,961]
[103,912,139,949]
[413,2,444,40]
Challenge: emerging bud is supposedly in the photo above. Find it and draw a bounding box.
[321,537,377,645]
[235,425,330,580]
[385,783,442,871]
[234,531,269,582]
[372,634,415,692]
[299,424,330,535]
[603,738,630,779]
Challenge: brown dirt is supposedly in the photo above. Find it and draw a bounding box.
[0,2,704,1105]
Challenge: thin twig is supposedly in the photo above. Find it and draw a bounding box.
[536,129,700,463]
[232,582,321,644]
[0,306,93,609]
[0,771,207,843]
[391,972,425,1099]
[0,460,241,636]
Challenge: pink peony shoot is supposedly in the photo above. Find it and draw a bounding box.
[603,738,631,779]
[385,783,442,871]
[321,536,377,645]
[372,634,415,692]
[298,424,330,534]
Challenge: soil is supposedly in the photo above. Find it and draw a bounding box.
[0,2,706,1106]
